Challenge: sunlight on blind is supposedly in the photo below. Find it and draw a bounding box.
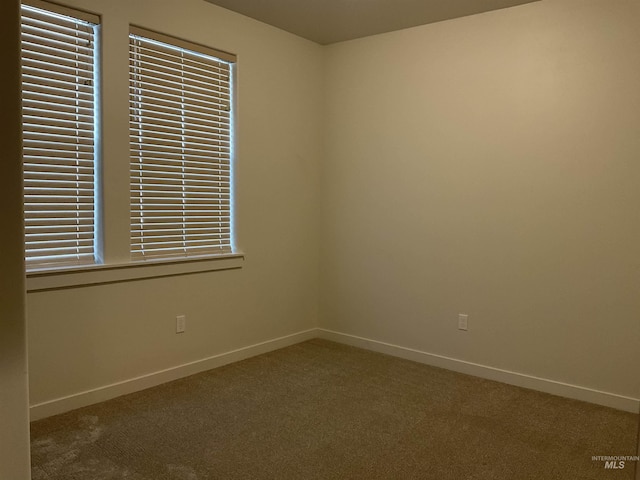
[129,30,234,260]
[21,3,98,269]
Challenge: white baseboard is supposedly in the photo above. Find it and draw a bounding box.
[29,328,318,421]
[30,327,640,421]
[317,329,640,414]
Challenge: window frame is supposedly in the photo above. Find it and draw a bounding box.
[21,4,243,288]
[128,26,236,262]
[20,0,101,271]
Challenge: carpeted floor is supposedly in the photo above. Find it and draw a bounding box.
[31,339,638,480]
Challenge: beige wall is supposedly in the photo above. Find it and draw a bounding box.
[27,0,323,405]
[321,0,640,399]
[0,0,31,478]
[26,0,640,415]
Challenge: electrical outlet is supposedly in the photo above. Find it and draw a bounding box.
[176,315,186,334]
[458,314,468,331]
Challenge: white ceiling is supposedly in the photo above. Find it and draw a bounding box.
[203,0,540,45]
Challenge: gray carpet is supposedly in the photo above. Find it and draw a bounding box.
[31,339,638,479]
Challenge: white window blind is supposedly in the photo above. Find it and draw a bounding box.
[21,1,99,270]
[129,28,235,260]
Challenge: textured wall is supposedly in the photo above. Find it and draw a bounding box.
[27,0,323,406]
[27,0,640,415]
[322,0,640,399]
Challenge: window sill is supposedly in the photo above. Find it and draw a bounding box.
[26,253,245,292]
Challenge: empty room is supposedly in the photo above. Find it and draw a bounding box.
[1,0,639,479]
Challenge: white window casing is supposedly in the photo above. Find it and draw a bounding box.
[21,1,100,270]
[129,27,236,261]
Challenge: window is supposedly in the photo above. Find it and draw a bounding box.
[20,6,240,282]
[20,1,99,270]
[129,27,235,260]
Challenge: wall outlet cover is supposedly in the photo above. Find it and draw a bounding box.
[458,314,468,331]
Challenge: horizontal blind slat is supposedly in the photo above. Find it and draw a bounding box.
[130,100,230,121]
[129,91,230,118]
[130,125,230,145]
[130,29,234,261]
[21,3,98,270]
[129,64,230,92]
[128,41,232,73]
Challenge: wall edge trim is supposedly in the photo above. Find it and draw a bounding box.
[29,328,317,421]
[31,327,639,421]
[317,328,640,414]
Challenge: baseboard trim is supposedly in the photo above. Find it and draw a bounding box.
[317,329,640,414]
[29,328,318,421]
[30,327,639,421]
